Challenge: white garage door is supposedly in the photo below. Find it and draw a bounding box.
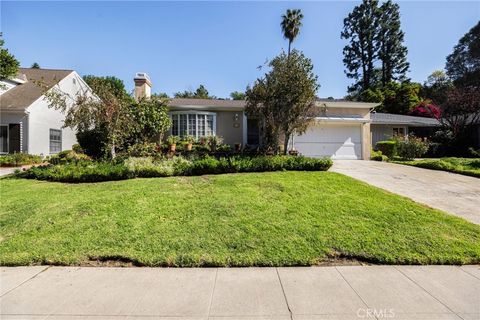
[294,123,362,160]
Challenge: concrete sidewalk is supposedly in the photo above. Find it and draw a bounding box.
[1,266,479,319]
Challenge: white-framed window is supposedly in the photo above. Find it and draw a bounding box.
[170,112,216,138]
[0,125,8,154]
[49,129,62,154]
[393,127,405,137]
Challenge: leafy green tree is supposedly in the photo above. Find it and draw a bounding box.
[44,76,135,159]
[281,9,304,55]
[151,92,169,99]
[31,62,40,69]
[377,0,409,85]
[174,84,215,99]
[380,81,422,114]
[230,91,246,100]
[0,33,20,79]
[446,21,480,88]
[341,0,380,92]
[83,75,132,102]
[421,70,453,105]
[246,50,319,154]
[129,96,172,145]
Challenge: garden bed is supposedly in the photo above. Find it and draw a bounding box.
[14,155,333,183]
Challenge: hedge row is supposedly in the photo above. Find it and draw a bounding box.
[16,155,333,183]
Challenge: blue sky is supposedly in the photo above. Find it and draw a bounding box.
[1,1,479,98]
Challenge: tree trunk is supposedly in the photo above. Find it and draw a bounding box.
[283,132,290,155]
[110,143,116,159]
[288,41,291,56]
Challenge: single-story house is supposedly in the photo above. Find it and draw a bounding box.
[0,68,91,156]
[370,112,440,146]
[135,74,440,160]
[167,97,376,159]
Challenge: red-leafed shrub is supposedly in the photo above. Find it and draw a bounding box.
[409,101,441,119]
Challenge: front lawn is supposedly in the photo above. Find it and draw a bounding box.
[393,157,480,178]
[1,171,479,266]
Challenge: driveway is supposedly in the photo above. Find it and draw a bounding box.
[331,160,480,225]
[0,167,19,177]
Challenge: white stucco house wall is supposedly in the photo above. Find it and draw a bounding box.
[0,68,91,156]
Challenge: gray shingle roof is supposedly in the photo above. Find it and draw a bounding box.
[0,68,73,111]
[169,98,246,108]
[371,112,440,126]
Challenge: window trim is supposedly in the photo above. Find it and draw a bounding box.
[169,111,217,138]
[393,127,406,136]
[49,128,62,154]
[0,125,8,154]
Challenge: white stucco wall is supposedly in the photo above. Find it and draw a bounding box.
[26,72,91,156]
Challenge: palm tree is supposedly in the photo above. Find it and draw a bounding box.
[281,9,304,55]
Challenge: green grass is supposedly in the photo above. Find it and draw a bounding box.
[1,171,479,266]
[393,157,480,178]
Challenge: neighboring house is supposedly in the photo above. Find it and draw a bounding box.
[0,68,90,156]
[370,112,440,146]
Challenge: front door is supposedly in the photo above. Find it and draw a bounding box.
[8,124,20,153]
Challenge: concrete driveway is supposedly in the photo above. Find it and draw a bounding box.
[331,160,480,225]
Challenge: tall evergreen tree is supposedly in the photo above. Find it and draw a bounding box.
[341,0,380,92]
[377,0,409,86]
[0,33,19,79]
[281,9,304,55]
[446,21,480,88]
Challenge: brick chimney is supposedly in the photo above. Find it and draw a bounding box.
[134,72,152,101]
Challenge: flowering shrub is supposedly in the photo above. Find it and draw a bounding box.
[397,137,429,160]
[409,101,441,119]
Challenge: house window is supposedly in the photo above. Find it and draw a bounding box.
[393,127,405,137]
[49,129,62,154]
[0,125,7,154]
[247,118,260,145]
[170,112,216,138]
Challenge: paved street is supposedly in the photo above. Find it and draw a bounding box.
[1,265,479,319]
[331,160,480,225]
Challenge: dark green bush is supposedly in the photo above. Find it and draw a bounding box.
[376,140,397,158]
[370,150,388,162]
[16,155,333,183]
[126,142,158,157]
[48,150,92,165]
[17,162,132,183]
[0,153,43,167]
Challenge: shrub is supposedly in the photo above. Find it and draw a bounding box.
[16,155,333,183]
[376,140,397,158]
[0,153,43,167]
[17,162,132,183]
[48,150,92,165]
[126,142,158,157]
[216,144,232,153]
[72,144,84,154]
[397,137,429,160]
[371,150,388,162]
[124,156,192,177]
